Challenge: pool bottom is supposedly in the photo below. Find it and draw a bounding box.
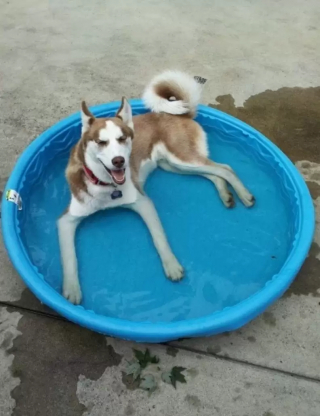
[20,127,293,323]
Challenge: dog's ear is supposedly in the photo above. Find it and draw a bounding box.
[116,97,133,130]
[81,101,95,134]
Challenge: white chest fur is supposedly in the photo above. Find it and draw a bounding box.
[68,168,138,217]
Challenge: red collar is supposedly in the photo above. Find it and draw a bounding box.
[83,165,112,186]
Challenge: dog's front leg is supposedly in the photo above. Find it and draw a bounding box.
[128,195,184,281]
[58,212,83,304]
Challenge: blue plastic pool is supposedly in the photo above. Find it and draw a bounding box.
[2,100,314,342]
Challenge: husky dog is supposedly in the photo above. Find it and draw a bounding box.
[58,71,255,304]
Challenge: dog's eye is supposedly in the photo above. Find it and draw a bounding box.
[97,140,107,146]
[118,136,127,143]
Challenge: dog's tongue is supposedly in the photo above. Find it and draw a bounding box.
[110,169,125,184]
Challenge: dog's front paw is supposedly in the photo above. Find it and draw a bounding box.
[63,279,82,305]
[163,256,184,282]
[243,193,255,208]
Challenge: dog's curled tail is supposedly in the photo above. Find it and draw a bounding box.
[142,70,202,118]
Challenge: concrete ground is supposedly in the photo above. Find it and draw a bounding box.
[1,0,320,415]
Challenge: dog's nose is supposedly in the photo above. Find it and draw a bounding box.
[112,156,125,168]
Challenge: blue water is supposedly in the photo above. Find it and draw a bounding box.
[21,126,293,322]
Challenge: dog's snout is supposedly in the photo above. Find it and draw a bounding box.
[112,156,125,168]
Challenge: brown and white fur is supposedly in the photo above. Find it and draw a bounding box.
[58,70,255,304]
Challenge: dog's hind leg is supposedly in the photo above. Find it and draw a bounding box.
[162,158,255,207]
[158,160,234,208]
[203,174,235,208]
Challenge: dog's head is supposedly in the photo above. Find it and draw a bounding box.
[81,98,134,185]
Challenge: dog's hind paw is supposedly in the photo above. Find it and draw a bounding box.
[222,191,235,208]
[238,188,256,208]
[63,280,82,305]
[163,256,184,282]
[243,193,255,208]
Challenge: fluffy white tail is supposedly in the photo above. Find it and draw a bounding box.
[142,70,202,118]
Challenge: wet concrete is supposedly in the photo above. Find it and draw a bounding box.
[210,87,320,163]
[11,288,58,316]
[284,242,320,298]
[306,181,320,200]
[76,337,320,416]
[8,311,122,416]
[0,307,22,416]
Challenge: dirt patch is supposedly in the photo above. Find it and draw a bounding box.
[233,394,242,402]
[207,345,222,354]
[263,311,276,326]
[124,403,136,415]
[9,312,122,416]
[166,346,179,357]
[186,368,199,378]
[121,371,140,391]
[185,394,201,408]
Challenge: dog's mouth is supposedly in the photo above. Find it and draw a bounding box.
[99,160,126,185]
[107,168,126,185]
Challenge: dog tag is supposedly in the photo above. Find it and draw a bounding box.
[111,190,123,200]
